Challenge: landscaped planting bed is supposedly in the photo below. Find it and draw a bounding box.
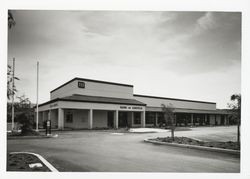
[152,137,240,150]
[7,153,51,172]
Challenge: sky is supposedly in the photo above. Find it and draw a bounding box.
[8,10,241,109]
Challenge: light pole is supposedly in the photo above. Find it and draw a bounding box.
[11,58,15,131]
[36,61,39,131]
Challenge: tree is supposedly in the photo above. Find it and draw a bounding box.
[162,103,176,141]
[14,95,35,135]
[228,94,241,146]
[17,95,31,109]
[16,112,34,135]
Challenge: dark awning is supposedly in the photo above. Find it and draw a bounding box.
[146,106,229,114]
[39,94,146,107]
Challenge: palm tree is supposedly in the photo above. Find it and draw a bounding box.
[8,11,16,29]
[7,11,19,100]
[7,65,20,100]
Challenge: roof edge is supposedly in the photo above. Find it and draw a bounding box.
[146,106,227,113]
[134,94,216,104]
[38,98,146,107]
[50,77,133,93]
[38,98,60,107]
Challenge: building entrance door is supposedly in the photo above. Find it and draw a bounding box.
[107,111,114,128]
[118,112,128,128]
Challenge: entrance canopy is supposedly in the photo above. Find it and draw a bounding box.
[39,94,146,110]
[37,94,147,130]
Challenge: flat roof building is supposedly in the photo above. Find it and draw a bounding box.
[37,77,229,130]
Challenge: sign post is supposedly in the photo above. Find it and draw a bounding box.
[46,120,51,135]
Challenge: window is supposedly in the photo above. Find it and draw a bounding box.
[66,111,73,123]
[133,112,141,124]
[157,113,165,124]
[146,112,155,124]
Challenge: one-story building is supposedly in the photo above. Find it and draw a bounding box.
[37,77,229,130]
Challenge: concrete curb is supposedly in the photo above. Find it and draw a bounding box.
[10,152,58,172]
[144,139,240,156]
[7,134,58,140]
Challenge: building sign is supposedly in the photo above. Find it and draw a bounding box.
[78,81,85,88]
[120,106,143,110]
[132,106,143,110]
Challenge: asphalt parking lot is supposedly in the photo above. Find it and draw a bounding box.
[7,126,240,172]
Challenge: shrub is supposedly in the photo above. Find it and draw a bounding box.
[16,112,34,135]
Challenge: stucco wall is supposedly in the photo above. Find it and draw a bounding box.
[93,110,108,128]
[51,79,133,100]
[58,101,145,111]
[64,109,89,129]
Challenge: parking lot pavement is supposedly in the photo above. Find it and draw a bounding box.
[7,126,240,172]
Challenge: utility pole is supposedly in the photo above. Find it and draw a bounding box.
[36,61,39,131]
[11,58,15,131]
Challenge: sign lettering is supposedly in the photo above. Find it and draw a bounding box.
[78,81,85,88]
[120,106,143,110]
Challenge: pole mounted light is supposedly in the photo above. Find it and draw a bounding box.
[11,58,15,131]
[36,61,39,132]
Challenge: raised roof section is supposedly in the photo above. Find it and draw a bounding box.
[51,77,133,93]
[50,78,134,100]
[134,94,216,110]
[134,94,215,104]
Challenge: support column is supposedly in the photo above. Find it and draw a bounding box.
[88,109,93,129]
[204,114,207,125]
[141,111,145,128]
[114,110,119,129]
[35,109,39,132]
[225,115,228,125]
[48,110,51,121]
[191,113,194,126]
[131,111,134,127]
[58,108,64,130]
